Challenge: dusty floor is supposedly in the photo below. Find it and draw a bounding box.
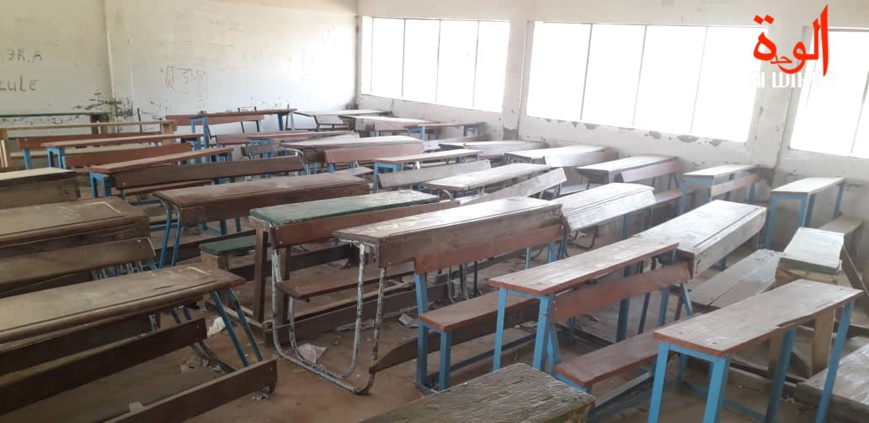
[3,217,864,423]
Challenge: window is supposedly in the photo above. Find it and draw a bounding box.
[791,31,869,158]
[361,17,510,112]
[526,22,762,142]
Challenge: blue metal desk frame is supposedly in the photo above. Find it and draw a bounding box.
[648,301,854,423]
[371,154,479,193]
[763,181,845,248]
[679,173,758,216]
[190,113,295,149]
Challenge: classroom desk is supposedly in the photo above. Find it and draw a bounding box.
[155,173,368,267]
[0,168,78,209]
[439,140,548,160]
[506,144,605,164]
[282,135,422,167]
[764,177,846,248]
[648,280,861,423]
[214,130,356,146]
[294,109,387,130]
[167,109,297,147]
[0,197,149,259]
[423,163,551,198]
[680,164,758,214]
[405,121,486,140]
[87,147,234,198]
[371,149,482,192]
[43,133,200,169]
[577,155,676,185]
[333,197,562,393]
[489,237,678,370]
[634,200,767,277]
[248,191,446,390]
[341,115,432,135]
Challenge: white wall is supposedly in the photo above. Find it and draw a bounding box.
[358,0,869,252]
[1,0,358,132]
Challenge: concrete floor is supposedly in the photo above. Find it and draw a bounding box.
[1,217,853,423]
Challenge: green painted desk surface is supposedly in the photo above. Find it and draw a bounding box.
[362,363,594,423]
[249,190,438,226]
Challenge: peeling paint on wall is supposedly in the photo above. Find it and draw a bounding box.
[648,131,662,140]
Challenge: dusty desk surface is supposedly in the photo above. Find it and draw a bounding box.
[780,227,844,274]
[684,164,757,180]
[655,280,861,356]
[553,183,655,231]
[577,155,675,178]
[374,149,482,165]
[42,133,186,149]
[88,147,234,175]
[282,135,420,149]
[439,140,548,159]
[250,190,438,226]
[0,168,75,186]
[506,144,605,162]
[295,109,386,117]
[772,177,845,195]
[361,363,594,423]
[423,163,551,192]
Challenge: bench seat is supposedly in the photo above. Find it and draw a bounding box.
[200,235,257,257]
[278,262,414,301]
[555,329,659,388]
[419,291,536,332]
[819,215,863,236]
[123,180,212,197]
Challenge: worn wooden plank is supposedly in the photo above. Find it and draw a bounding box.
[0,319,206,414]
[63,143,192,168]
[283,135,421,163]
[506,144,605,163]
[325,143,424,164]
[633,200,767,275]
[464,168,566,205]
[709,174,761,198]
[362,364,593,423]
[3,120,169,133]
[89,147,234,174]
[15,131,163,150]
[0,178,79,210]
[296,109,385,118]
[820,216,864,236]
[106,358,278,423]
[489,237,677,296]
[439,140,548,159]
[374,148,482,165]
[617,160,683,183]
[0,168,75,186]
[0,264,242,344]
[114,156,305,189]
[379,160,491,189]
[544,149,612,168]
[577,155,675,183]
[346,115,431,132]
[772,177,845,196]
[780,228,844,275]
[43,133,191,149]
[335,197,562,266]
[0,237,154,296]
[280,262,414,300]
[690,249,781,309]
[655,280,862,357]
[555,329,659,387]
[419,291,536,332]
[796,343,869,421]
[684,164,757,180]
[424,163,551,193]
[553,183,656,231]
[252,130,357,142]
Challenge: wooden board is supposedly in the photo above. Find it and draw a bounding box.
[295,109,385,117]
[464,168,566,205]
[690,249,781,309]
[424,163,551,192]
[419,292,535,332]
[43,133,192,149]
[165,109,294,125]
[2,120,170,133]
[780,228,844,275]
[113,156,305,189]
[89,148,234,174]
[545,150,612,168]
[577,155,675,183]
[374,148,482,165]
[654,280,862,357]
[334,197,562,266]
[325,143,424,164]
[552,183,656,231]
[489,237,677,295]
[378,160,491,189]
[283,135,421,163]
[362,364,593,423]
[63,143,192,169]
[249,130,357,141]
[684,164,757,181]
[505,144,605,163]
[250,190,437,226]
[156,173,369,226]
[617,160,683,183]
[772,177,845,196]
[0,168,75,187]
[439,140,548,159]
[796,343,869,420]
[633,200,767,275]
[0,173,78,210]
[0,264,243,344]
[344,115,432,132]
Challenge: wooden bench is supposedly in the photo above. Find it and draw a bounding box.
[405,121,487,140]
[335,198,561,394]
[439,140,548,160]
[168,108,296,145]
[616,159,692,219]
[0,197,149,259]
[690,249,781,311]
[545,149,615,196]
[378,160,491,191]
[680,164,760,214]
[294,109,386,130]
[282,135,422,168]
[0,237,155,298]
[795,343,869,422]
[65,142,193,171]
[324,143,424,172]
[0,264,272,419]
[219,129,358,146]
[43,133,200,169]
[507,144,605,164]
[424,163,552,199]
[819,215,864,258]
[463,168,567,205]
[0,168,78,209]
[422,133,488,151]
[778,227,844,284]
[577,155,676,186]
[361,364,594,423]
[765,177,846,248]
[648,280,862,423]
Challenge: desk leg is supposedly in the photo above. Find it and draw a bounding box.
[532,294,554,371]
[703,355,731,423]
[252,229,269,324]
[805,195,816,227]
[679,182,690,215]
[816,302,854,423]
[648,342,672,423]
[834,183,845,218]
[89,172,100,198]
[158,202,175,268]
[766,328,796,423]
[22,149,33,170]
[798,196,810,228]
[764,196,779,248]
[373,163,381,192]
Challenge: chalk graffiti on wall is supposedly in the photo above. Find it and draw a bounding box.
[163,65,208,95]
[0,48,43,92]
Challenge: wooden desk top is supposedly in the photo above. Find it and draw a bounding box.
[780,227,844,274]
[407,121,485,129]
[247,130,356,142]
[250,190,438,226]
[0,264,242,344]
[684,164,757,180]
[772,177,845,196]
[166,109,295,125]
[490,237,677,295]
[634,200,767,275]
[578,155,675,178]
[553,183,656,231]
[88,147,234,174]
[43,133,194,149]
[655,280,862,357]
[424,163,551,192]
[361,364,593,423]
[0,168,75,187]
[334,197,562,266]
[295,109,386,117]
[0,121,171,133]
[282,135,420,150]
[506,144,605,162]
[440,140,548,159]
[0,198,147,247]
[374,149,482,165]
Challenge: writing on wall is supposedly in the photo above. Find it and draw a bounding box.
[0,48,42,92]
[163,65,208,96]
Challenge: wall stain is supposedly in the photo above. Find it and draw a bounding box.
[571,121,578,128]
[584,123,599,130]
[648,131,662,140]
[709,139,725,147]
[677,135,699,143]
[503,127,519,139]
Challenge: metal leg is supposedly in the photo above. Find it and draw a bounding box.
[797,196,810,228]
[438,331,452,389]
[89,173,99,198]
[816,302,854,423]
[492,288,508,371]
[639,293,652,333]
[532,295,554,371]
[764,196,779,248]
[158,202,174,268]
[833,183,845,218]
[648,342,671,423]
[765,328,796,423]
[22,149,33,169]
[804,195,816,227]
[658,288,670,327]
[703,356,732,423]
[417,324,429,387]
[679,182,690,215]
[209,291,250,367]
